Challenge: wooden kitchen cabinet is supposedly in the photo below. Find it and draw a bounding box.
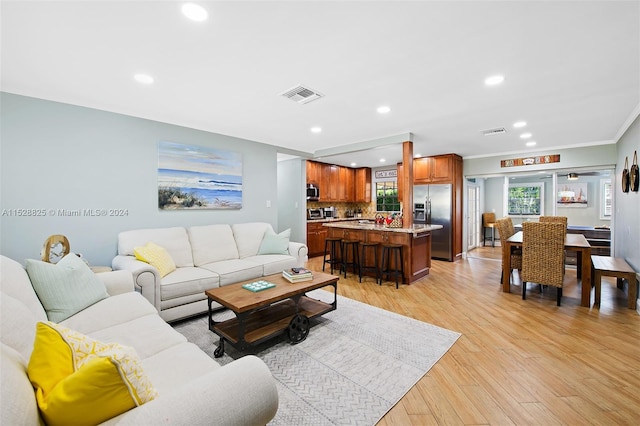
[307,160,369,203]
[306,160,321,186]
[414,154,453,184]
[354,167,371,202]
[307,222,329,257]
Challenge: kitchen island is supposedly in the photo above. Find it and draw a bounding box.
[323,221,443,284]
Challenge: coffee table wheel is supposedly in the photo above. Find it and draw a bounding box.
[287,314,310,344]
[214,338,225,358]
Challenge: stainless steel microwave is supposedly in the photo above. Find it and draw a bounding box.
[306,184,319,201]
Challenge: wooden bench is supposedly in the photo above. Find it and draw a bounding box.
[591,255,638,309]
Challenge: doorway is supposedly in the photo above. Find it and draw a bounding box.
[467,184,480,251]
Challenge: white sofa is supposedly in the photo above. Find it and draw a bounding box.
[112,222,308,322]
[0,255,278,425]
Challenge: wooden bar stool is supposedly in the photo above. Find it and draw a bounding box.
[482,213,496,247]
[341,240,360,278]
[359,242,379,283]
[322,237,342,274]
[380,244,404,289]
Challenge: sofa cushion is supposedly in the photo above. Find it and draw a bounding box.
[232,222,272,258]
[188,224,239,266]
[28,322,157,426]
[244,254,298,276]
[134,242,176,277]
[199,259,264,286]
[161,267,220,301]
[257,228,291,255]
[60,292,158,335]
[1,344,41,426]
[25,254,109,322]
[118,227,194,267]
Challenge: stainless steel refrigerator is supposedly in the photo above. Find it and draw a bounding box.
[413,184,453,261]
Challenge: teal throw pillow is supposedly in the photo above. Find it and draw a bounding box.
[257,228,291,255]
[25,253,109,322]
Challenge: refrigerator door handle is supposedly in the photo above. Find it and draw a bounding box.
[427,197,431,223]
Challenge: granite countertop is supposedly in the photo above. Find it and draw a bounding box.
[307,217,367,223]
[322,220,443,235]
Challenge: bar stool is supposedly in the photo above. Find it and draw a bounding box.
[380,244,404,289]
[341,240,360,278]
[322,237,342,274]
[359,242,379,283]
[482,212,496,247]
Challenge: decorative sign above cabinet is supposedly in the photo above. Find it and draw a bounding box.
[375,170,397,179]
[500,154,560,168]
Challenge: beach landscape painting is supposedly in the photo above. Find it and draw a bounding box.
[158,141,242,210]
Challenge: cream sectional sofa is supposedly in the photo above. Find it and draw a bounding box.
[0,255,278,425]
[112,222,308,322]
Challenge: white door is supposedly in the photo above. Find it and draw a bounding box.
[467,185,480,250]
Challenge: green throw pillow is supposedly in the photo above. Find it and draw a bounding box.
[257,228,291,255]
[25,253,109,322]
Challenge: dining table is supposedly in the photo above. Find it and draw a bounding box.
[502,231,593,307]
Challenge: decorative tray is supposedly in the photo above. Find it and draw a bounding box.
[242,280,276,292]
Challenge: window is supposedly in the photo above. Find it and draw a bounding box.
[376,181,400,212]
[507,183,543,216]
[600,179,612,220]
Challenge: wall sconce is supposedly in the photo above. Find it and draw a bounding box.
[568,173,579,180]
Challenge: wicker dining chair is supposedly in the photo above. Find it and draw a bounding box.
[539,216,567,228]
[521,222,566,306]
[495,217,522,285]
[539,216,568,269]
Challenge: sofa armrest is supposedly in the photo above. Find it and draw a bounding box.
[103,355,278,426]
[111,255,161,311]
[288,241,308,267]
[96,270,134,296]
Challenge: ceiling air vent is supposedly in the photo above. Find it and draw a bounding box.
[481,127,507,136]
[279,85,324,104]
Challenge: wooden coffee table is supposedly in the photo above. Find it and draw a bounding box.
[205,271,338,357]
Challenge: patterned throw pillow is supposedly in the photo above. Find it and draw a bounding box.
[25,253,109,322]
[27,321,158,426]
[134,242,176,277]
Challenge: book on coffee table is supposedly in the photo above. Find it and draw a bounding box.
[282,268,313,283]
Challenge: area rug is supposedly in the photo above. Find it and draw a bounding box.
[172,290,461,425]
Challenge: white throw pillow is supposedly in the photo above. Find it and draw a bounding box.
[257,228,291,255]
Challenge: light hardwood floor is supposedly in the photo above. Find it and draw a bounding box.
[305,246,640,425]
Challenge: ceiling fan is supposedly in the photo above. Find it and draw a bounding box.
[559,171,604,180]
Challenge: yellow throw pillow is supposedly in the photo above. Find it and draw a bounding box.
[27,322,158,426]
[134,242,176,277]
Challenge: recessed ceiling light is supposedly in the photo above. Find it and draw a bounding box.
[182,3,208,21]
[520,133,532,139]
[310,127,322,133]
[484,75,505,86]
[379,158,386,163]
[377,106,391,114]
[134,73,154,84]
[513,121,527,128]
[526,141,537,147]
[350,162,357,167]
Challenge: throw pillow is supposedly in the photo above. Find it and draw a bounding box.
[134,242,176,277]
[257,228,291,255]
[25,253,109,322]
[28,321,157,426]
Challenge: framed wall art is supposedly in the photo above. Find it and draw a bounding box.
[158,141,243,210]
[557,182,588,208]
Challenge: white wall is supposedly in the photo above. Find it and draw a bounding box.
[1,93,282,266]
[277,158,306,244]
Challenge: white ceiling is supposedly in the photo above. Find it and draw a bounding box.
[2,1,639,168]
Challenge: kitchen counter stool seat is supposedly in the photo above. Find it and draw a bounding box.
[380,244,404,289]
[359,242,380,283]
[323,237,342,274]
[341,240,360,278]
